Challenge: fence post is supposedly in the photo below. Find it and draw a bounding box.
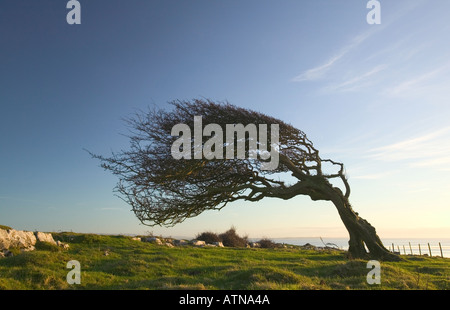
[403,245,406,255]
[409,242,413,255]
[392,243,395,253]
[439,242,443,258]
[428,243,432,257]
[419,244,421,255]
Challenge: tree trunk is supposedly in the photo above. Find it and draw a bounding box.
[329,191,400,261]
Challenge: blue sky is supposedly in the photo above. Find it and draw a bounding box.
[1,0,449,239]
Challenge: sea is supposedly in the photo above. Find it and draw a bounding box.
[263,237,450,258]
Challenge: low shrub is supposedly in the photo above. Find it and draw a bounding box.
[258,238,279,249]
[219,227,248,248]
[195,231,221,244]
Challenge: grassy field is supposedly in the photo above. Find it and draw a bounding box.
[0,232,448,290]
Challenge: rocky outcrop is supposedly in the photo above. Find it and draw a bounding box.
[0,228,36,251]
[0,227,69,257]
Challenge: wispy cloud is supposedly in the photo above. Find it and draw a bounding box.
[292,54,342,82]
[367,127,450,171]
[292,1,435,93]
[292,30,375,82]
[384,65,450,97]
[326,64,387,92]
[410,157,450,170]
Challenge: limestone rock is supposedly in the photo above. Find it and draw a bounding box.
[0,227,71,256]
[191,240,206,246]
[0,228,36,251]
[0,229,10,250]
[143,237,162,244]
[173,239,188,246]
[300,243,317,250]
[34,232,57,245]
[249,242,260,248]
[56,240,70,250]
[213,241,224,247]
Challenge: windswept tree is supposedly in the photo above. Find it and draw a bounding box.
[92,99,399,261]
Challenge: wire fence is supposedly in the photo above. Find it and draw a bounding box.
[388,241,448,258]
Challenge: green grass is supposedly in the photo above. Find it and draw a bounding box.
[0,232,448,290]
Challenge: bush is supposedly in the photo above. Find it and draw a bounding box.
[258,238,279,249]
[219,227,248,248]
[0,225,12,230]
[195,231,221,244]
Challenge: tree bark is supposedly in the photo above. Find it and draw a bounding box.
[328,189,401,261]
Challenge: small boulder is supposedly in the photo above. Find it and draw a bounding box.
[143,237,162,245]
[213,241,224,247]
[191,240,206,247]
[173,239,188,246]
[56,240,70,250]
[301,243,317,250]
[249,242,260,248]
